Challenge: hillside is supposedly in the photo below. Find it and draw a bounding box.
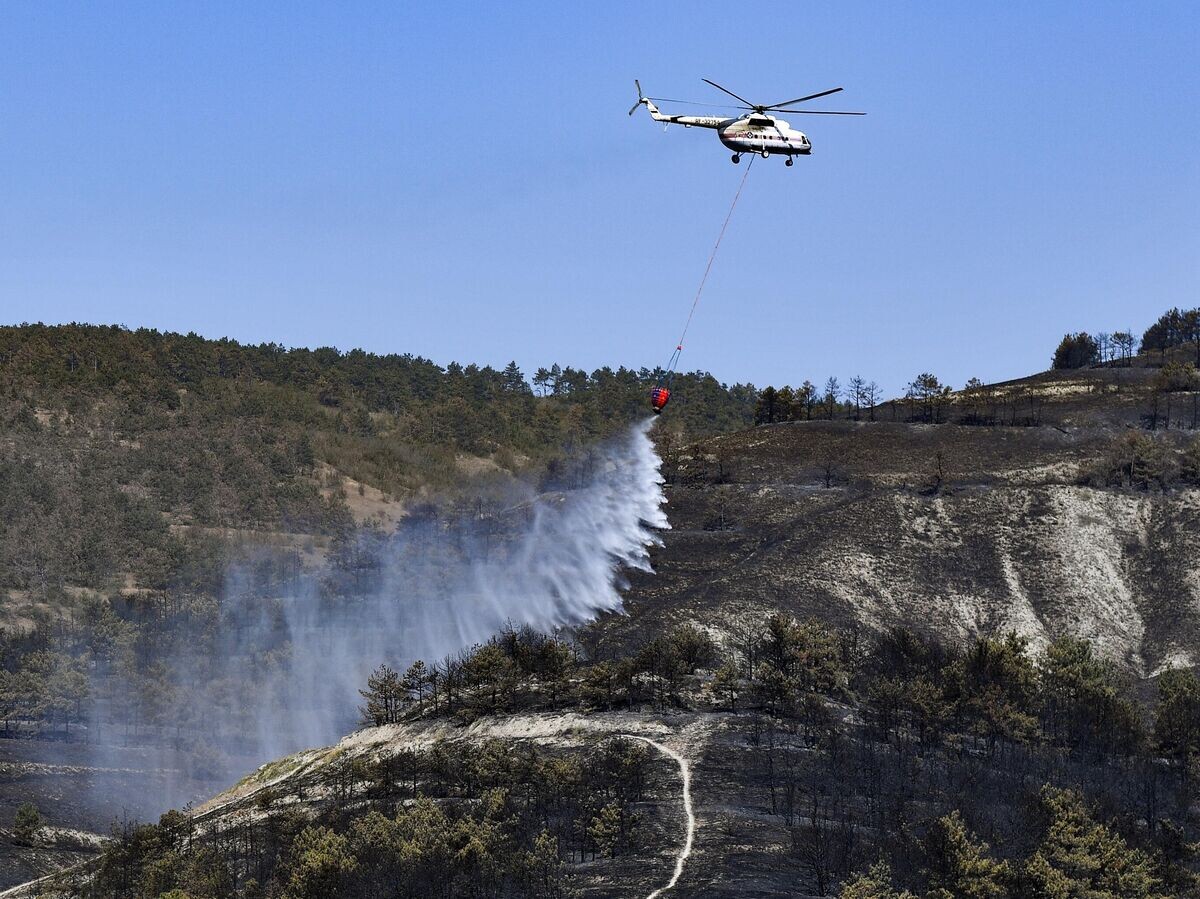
[604,364,1200,678]
[0,323,754,595]
[3,318,1200,896]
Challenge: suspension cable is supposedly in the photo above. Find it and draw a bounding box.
[658,155,754,387]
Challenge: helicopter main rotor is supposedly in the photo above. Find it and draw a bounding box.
[700,78,865,116]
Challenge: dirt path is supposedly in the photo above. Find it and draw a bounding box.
[0,873,55,899]
[627,736,696,898]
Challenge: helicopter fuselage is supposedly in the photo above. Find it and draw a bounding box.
[717,116,810,157]
[639,101,811,162]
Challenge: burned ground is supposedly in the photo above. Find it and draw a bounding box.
[598,407,1200,677]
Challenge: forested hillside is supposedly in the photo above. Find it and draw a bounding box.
[0,323,754,594]
[4,311,1200,897]
[44,620,1200,898]
[0,322,754,846]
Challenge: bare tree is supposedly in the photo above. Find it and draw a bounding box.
[798,380,818,420]
[848,376,866,421]
[821,457,843,489]
[863,381,882,421]
[1112,331,1138,366]
[823,377,841,420]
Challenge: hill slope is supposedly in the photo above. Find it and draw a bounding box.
[4,325,1200,895]
[606,417,1199,677]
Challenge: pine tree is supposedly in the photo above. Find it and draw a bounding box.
[13,802,42,845]
[402,660,429,711]
[711,660,741,710]
[848,375,866,420]
[1052,332,1100,369]
[281,826,357,899]
[798,380,818,419]
[526,830,564,898]
[922,811,1011,898]
[824,376,841,419]
[359,664,406,726]
[755,386,778,424]
[1020,787,1167,898]
[587,801,623,859]
[1154,667,1200,762]
[838,863,916,899]
[501,360,530,393]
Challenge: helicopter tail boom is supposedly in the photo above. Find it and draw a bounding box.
[629,81,725,128]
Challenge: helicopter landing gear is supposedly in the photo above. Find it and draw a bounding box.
[785,157,794,167]
[731,153,741,164]
[761,150,770,158]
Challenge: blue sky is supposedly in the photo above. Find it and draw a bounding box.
[1,1,1197,394]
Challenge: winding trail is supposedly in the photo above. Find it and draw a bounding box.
[626,736,696,898]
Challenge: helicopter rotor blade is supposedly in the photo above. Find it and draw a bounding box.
[772,109,866,115]
[650,97,743,108]
[702,78,758,109]
[628,79,644,115]
[765,87,844,108]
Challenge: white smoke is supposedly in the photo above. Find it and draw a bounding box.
[219,417,669,762]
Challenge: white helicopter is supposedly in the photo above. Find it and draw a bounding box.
[629,79,864,165]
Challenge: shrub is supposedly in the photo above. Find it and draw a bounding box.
[1081,433,1175,490]
[13,802,42,845]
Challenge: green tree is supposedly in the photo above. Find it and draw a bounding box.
[394,796,453,891]
[906,372,952,423]
[946,634,1039,748]
[1182,438,1200,486]
[359,663,406,726]
[1084,433,1174,491]
[669,624,717,673]
[501,360,530,393]
[588,801,623,859]
[13,802,43,845]
[346,810,404,892]
[1052,332,1100,369]
[838,863,916,899]
[525,829,564,898]
[461,643,518,712]
[711,660,741,710]
[1154,360,1199,392]
[797,380,818,419]
[1154,667,1200,763]
[775,385,796,422]
[923,811,1011,898]
[756,386,779,424]
[402,660,429,710]
[1142,306,1200,364]
[282,826,358,899]
[1020,787,1167,899]
[1038,637,1144,755]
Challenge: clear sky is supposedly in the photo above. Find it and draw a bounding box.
[1,1,1197,394]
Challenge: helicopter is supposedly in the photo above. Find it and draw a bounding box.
[629,79,864,165]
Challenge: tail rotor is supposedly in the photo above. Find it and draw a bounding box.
[628,79,645,116]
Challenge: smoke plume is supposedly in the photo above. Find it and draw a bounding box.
[70,417,668,816]
[242,417,668,757]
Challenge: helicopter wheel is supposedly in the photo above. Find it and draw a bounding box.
[785,157,794,167]
[731,153,741,164]
[761,150,769,158]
